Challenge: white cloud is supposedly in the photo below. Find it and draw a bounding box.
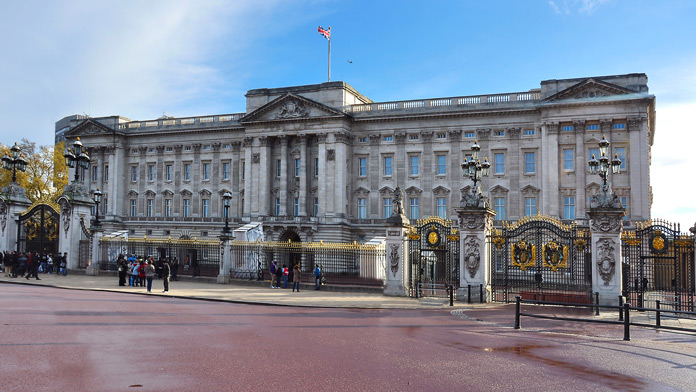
[548,0,611,15]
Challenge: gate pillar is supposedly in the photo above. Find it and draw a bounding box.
[588,207,625,305]
[218,234,232,283]
[56,184,95,271]
[455,206,495,302]
[384,188,410,297]
[0,183,31,251]
[86,227,103,276]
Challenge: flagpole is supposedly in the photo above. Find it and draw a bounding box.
[328,29,331,82]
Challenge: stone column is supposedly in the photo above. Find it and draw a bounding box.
[541,122,559,216]
[279,135,289,216]
[315,133,327,217]
[384,188,410,296]
[85,227,103,276]
[217,234,232,283]
[0,183,32,252]
[455,206,495,302]
[242,137,253,218]
[588,207,624,306]
[56,184,95,271]
[298,135,308,216]
[259,136,271,216]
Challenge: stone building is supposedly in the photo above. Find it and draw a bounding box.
[57,73,655,242]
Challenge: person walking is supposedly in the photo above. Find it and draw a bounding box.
[162,259,171,293]
[171,257,179,281]
[25,253,40,280]
[275,262,282,289]
[292,264,301,292]
[145,259,156,293]
[269,260,277,288]
[314,264,322,290]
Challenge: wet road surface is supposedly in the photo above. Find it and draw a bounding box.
[2,284,695,391]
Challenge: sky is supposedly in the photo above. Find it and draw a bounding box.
[0,0,694,230]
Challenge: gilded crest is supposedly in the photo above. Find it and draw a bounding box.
[542,240,568,272]
[649,230,668,255]
[511,240,536,271]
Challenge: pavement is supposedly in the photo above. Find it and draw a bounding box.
[2,269,696,338]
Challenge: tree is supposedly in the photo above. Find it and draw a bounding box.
[0,139,68,202]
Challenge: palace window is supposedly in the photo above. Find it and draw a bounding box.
[615,147,626,170]
[358,157,367,177]
[183,199,191,217]
[148,164,155,181]
[384,156,393,176]
[313,198,319,216]
[523,129,535,136]
[613,123,626,130]
[295,158,301,177]
[276,159,282,177]
[409,156,419,176]
[589,148,599,161]
[563,196,575,220]
[130,199,137,217]
[223,162,230,180]
[383,135,393,142]
[525,152,535,173]
[202,199,210,217]
[494,198,505,220]
[563,149,574,171]
[383,198,392,218]
[494,130,505,137]
[147,199,154,217]
[436,155,447,175]
[91,166,98,182]
[437,197,447,219]
[104,165,109,182]
[293,198,299,216]
[465,131,475,138]
[436,133,446,139]
[357,198,367,219]
[131,166,138,182]
[275,198,281,216]
[525,197,536,216]
[409,198,419,220]
[494,153,504,174]
[562,125,574,132]
[620,196,628,219]
[409,134,420,140]
[203,163,210,180]
[314,157,319,176]
[587,124,599,130]
[165,199,171,217]
[184,163,191,181]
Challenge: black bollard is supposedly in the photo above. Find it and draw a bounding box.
[656,300,661,327]
[468,284,472,304]
[515,296,521,330]
[595,292,600,316]
[449,285,454,307]
[623,302,631,341]
[480,284,484,303]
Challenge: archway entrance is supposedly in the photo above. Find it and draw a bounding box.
[278,230,302,281]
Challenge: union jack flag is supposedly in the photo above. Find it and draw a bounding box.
[317,26,331,40]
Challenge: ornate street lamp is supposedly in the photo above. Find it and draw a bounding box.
[92,188,103,226]
[461,140,491,208]
[588,135,623,208]
[222,191,232,234]
[64,137,91,182]
[2,142,28,182]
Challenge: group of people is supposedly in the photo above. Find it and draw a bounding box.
[269,261,323,292]
[2,251,68,279]
[116,254,173,293]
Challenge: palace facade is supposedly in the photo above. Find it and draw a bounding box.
[57,73,655,242]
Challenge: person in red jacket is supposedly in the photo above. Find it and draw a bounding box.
[283,265,289,289]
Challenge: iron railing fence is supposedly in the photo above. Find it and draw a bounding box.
[98,236,220,277]
[229,240,386,287]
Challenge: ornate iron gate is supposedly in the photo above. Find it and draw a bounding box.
[17,203,60,254]
[489,216,592,304]
[407,217,460,298]
[622,220,694,311]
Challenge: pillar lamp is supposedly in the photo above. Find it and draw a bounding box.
[222,191,232,234]
[2,142,28,182]
[461,140,491,208]
[588,135,623,209]
[64,137,91,182]
[92,188,103,226]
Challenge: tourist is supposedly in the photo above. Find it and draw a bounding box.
[282,264,288,289]
[292,264,301,292]
[139,259,147,287]
[269,260,277,288]
[46,253,54,274]
[117,255,127,286]
[162,258,171,293]
[131,260,140,286]
[61,253,68,275]
[314,264,322,290]
[275,262,282,289]
[145,259,156,293]
[171,257,179,281]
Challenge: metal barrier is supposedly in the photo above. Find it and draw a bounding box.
[514,295,696,341]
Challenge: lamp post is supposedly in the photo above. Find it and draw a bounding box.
[92,188,103,227]
[588,135,623,208]
[222,191,232,234]
[460,140,491,207]
[64,138,91,183]
[2,142,28,182]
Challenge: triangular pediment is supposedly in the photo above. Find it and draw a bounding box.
[432,185,451,195]
[489,185,509,194]
[542,79,637,102]
[239,93,348,123]
[64,118,121,138]
[520,185,540,194]
[379,186,394,195]
[354,187,370,196]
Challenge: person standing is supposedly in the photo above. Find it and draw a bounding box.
[269,260,277,288]
[117,255,127,286]
[314,264,322,290]
[61,252,68,275]
[26,253,40,280]
[275,262,282,289]
[282,264,289,289]
[162,259,171,293]
[145,260,156,293]
[292,264,301,292]
[139,259,147,287]
[171,257,179,281]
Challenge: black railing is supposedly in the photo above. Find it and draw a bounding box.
[514,295,696,341]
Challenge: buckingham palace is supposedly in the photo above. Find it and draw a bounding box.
[56,73,655,242]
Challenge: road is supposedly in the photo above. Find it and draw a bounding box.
[1,283,695,391]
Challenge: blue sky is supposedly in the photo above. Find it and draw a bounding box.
[1,0,695,228]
